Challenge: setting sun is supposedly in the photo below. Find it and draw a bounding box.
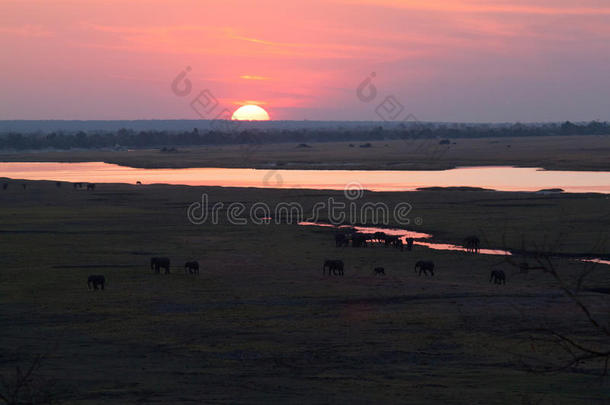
[231,105,270,121]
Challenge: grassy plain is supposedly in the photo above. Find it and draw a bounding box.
[1,135,609,171]
[0,179,609,403]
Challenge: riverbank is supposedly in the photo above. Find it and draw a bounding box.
[1,135,609,171]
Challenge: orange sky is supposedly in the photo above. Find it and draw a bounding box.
[1,0,609,121]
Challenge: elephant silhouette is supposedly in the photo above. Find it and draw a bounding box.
[351,233,368,248]
[87,275,106,290]
[184,261,200,275]
[373,232,386,243]
[323,259,344,276]
[490,270,506,285]
[151,257,171,274]
[414,260,435,277]
[384,235,403,250]
[464,236,480,253]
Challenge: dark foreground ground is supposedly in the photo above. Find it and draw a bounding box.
[0,180,609,403]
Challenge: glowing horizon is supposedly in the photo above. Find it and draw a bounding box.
[231,105,271,121]
[1,0,609,122]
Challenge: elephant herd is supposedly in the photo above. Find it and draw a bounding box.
[335,231,414,251]
[86,232,499,291]
[86,257,200,291]
[322,259,436,278]
[327,231,506,284]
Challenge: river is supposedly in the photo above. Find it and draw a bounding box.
[1,162,609,193]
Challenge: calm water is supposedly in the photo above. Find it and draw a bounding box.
[1,162,609,193]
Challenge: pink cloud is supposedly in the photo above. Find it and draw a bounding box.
[0,0,609,120]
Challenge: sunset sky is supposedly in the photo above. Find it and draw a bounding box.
[1,0,609,122]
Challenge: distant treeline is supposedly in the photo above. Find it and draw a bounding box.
[0,121,608,151]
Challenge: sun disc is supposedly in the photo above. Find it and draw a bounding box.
[231,105,270,121]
